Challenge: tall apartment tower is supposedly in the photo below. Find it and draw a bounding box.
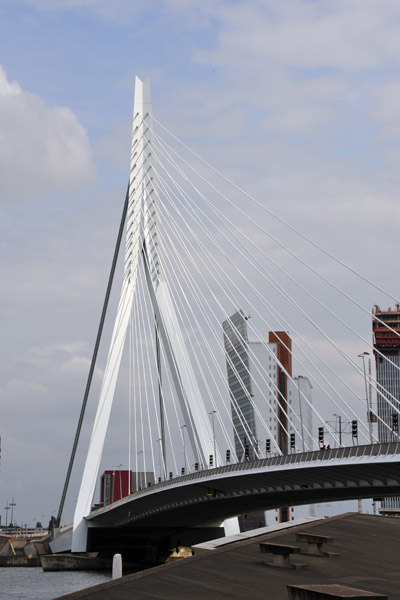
[222,310,313,525]
[373,305,400,442]
[222,310,255,460]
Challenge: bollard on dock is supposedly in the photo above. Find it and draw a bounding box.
[112,553,122,579]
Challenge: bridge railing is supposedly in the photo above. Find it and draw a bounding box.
[1,527,49,538]
[158,441,400,487]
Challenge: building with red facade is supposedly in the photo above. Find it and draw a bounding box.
[373,305,400,443]
[99,470,156,507]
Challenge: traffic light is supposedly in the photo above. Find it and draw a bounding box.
[392,413,399,431]
[169,472,173,480]
[351,420,358,438]
[226,449,231,464]
[318,427,324,444]
[181,467,185,476]
[290,433,295,449]
[244,445,249,460]
[194,462,199,471]
[209,454,214,467]
[266,439,271,454]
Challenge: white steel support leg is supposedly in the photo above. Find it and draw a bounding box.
[72,77,215,552]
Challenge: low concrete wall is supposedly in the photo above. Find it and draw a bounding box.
[0,534,49,567]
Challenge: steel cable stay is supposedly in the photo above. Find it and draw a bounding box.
[151,129,400,380]
[150,125,400,378]
[136,274,157,482]
[156,191,390,447]
[151,144,363,419]
[140,238,213,469]
[150,152,360,448]
[137,268,164,479]
[151,173,304,454]
[149,131,399,441]
[130,169,260,464]
[139,262,177,479]
[151,166,339,450]
[151,115,400,311]
[128,310,133,493]
[150,168,283,453]
[134,276,146,488]
[134,246,196,474]
[152,166,384,448]
[148,215,241,460]
[152,161,389,448]
[149,190,262,459]
[142,189,263,460]
[150,122,400,357]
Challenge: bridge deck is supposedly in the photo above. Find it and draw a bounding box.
[86,443,400,529]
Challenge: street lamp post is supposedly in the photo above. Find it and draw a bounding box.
[10,498,16,528]
[111,465,115,503]
[180,424,187,472]
[295,377,305,452]
[333,414,342,447]
[137,451,143,490]
[209,410,217,466]
[4,503,10,532]
[117,464,122,500]
[156,438,163,480]
[358,352,373,444]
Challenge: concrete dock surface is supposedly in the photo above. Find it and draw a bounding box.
[56,513,400,599]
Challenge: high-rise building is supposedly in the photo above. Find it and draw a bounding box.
[373,305,400,443]
[222,310,314,525]
[222,310,255,461]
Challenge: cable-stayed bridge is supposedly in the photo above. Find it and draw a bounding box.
[53,77,400,556]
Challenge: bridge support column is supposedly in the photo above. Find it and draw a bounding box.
[71,518,88,553]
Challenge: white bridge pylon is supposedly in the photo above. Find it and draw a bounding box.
[72,77,215,552]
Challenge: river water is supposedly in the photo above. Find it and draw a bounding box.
[0,567,111,599]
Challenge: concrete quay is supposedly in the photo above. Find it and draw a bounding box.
[0,532,50,566]
[55,514,400,600]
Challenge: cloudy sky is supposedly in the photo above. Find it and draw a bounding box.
[1,0,400,527]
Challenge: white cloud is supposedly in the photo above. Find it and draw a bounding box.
[0,65,96,202]
[31,341,89,357]
[0,379,47,403]
[180,0,400,148]
[197,0,400,72]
